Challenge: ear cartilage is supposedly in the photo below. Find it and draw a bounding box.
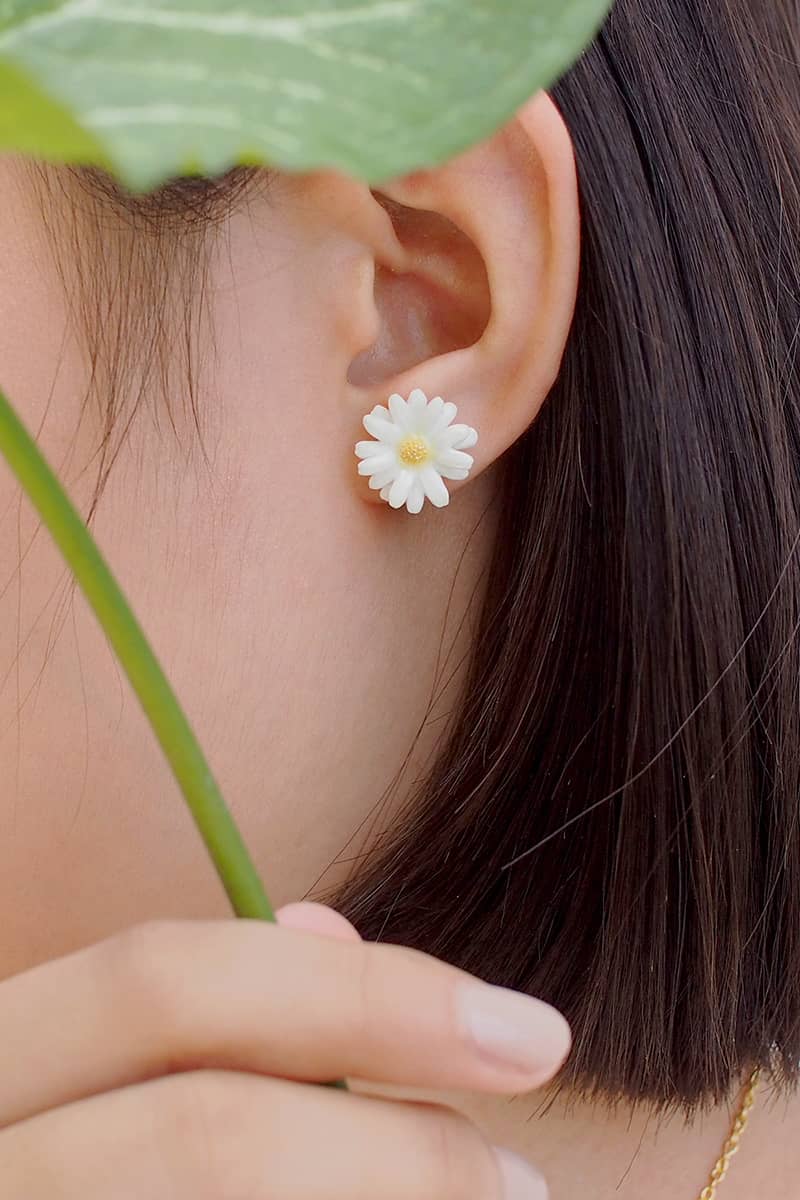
[354,389,478,515]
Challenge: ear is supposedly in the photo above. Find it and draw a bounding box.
[347,90,581,505]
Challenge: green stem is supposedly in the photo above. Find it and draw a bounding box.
[0,387,274,922]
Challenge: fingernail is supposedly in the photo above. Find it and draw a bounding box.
[456,982,571,1077]
[492,1147,548,1199]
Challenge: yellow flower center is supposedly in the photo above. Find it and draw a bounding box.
[397,434,430,467]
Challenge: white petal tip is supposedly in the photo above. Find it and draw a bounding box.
[360,459,389,476]
[355,440,392,460]
[439,449,474,472]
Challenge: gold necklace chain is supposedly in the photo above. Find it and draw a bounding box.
[697,1067,762,1200]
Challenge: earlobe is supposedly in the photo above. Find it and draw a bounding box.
[347,90,581,507]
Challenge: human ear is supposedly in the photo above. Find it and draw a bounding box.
[347,90,581,503]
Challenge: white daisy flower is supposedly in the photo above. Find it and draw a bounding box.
[354,389,478,515]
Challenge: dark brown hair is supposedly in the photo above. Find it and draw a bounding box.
[332,0,800,1115]
[28,163,267,514]
[32,0,800,1118]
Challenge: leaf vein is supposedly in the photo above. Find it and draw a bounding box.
[2,0,421,45]
[85,102,304,155]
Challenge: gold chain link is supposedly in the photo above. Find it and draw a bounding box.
[697,1067,762,1200]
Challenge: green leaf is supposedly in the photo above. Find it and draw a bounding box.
[0,59,108,163]
[0,0,611,192]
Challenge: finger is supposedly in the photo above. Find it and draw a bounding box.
[0,1069,549,1200]
[0,919,571,1129]
[276,902,363,941]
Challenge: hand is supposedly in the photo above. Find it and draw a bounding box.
[0,902,570,1198]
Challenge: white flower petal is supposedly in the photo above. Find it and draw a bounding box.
[388,470,414,508]
[406,478,425,514]
[443,424,478,450]
[355,440,391,458]
[439,466,470,481]
[380,483,392,501]
[420,466,450,508]
[428,401,458,437]
[363,413,402,443]
[388,393,410,430]
[418,394,444,433]
[369,467,398,489]
[358,453,395,476]
[437,449,474,471]
[408,388,428,419]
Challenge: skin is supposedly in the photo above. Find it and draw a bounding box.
[0,90,797,1197]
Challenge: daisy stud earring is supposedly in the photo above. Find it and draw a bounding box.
[355,389,479,515]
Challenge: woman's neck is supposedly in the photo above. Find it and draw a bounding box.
[353,1075,800,1198]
